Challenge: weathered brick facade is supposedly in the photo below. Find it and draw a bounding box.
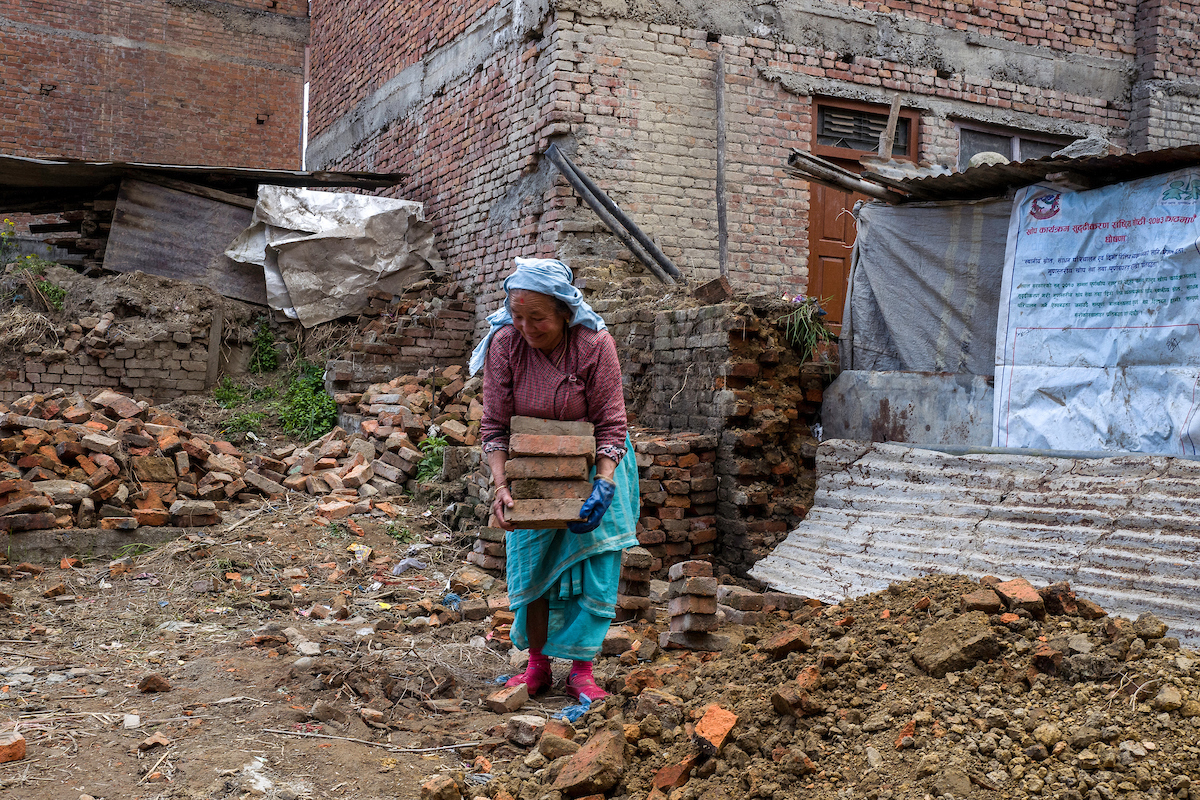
[306,0,1178,316]
[1,0,308,168]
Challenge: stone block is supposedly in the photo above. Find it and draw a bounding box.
[551,725,626,796]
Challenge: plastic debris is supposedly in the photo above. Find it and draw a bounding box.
[555,695,592,723]
[442,592,462,612]
[391,558,427,576]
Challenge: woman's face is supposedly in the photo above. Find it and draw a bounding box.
[510,290,568,353]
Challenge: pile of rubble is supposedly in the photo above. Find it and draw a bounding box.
[460,574,1200,800]
[0,387,273,531]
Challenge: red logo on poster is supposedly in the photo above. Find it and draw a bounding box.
[1029,193,1061,220]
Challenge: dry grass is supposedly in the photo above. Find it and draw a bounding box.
[0,305,57,349]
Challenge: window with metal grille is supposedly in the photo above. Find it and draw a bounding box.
[817,106,910,156]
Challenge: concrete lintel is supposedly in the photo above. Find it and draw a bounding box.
[2,526,187,563]
[164,0,310,42]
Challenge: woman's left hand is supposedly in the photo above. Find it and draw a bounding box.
[568,476,616,534]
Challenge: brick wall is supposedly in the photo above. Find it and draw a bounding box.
[1131,0,1200,151]
[0,0,307,167]
[0,271,263,406]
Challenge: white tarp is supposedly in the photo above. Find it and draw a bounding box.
[225,186,444,327]
[994,169,1200,454]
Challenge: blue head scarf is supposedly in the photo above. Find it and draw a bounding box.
[468,258,606,375]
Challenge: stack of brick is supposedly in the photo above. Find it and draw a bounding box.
[597,293,834,579]
[500,417,594,529]
[467,526,506,572]
[632,432,719,577]
[659,560,727,652]
[0,387,286,532]
[324,279,476,396]
[615,546,654,623]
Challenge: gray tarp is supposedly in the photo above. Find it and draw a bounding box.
[226,186,444,327]
[841,197,1011,375]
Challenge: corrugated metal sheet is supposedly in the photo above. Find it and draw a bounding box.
[786,145,1200,205]
[750,440,1200,645]
[888,144,1200,203]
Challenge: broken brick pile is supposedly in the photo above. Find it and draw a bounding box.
[324,279,476,396]
[659,559,727,652]
[632,432,718,577]
[0,387,275,531]
[332,364,480,453]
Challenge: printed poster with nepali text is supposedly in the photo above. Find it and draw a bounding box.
[994,168,1200,454]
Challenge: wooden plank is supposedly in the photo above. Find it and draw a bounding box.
[130,171,257,210]
[103,179,267,306]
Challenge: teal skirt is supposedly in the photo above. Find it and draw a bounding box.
[506,435,640,661]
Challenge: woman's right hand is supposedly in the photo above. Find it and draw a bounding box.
[492,486,515,531]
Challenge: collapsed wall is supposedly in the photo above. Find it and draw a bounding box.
[0,268,264,406]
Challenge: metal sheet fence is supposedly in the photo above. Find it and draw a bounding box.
[750,439,1200,645]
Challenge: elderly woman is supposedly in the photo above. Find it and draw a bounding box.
[469,258,639,703]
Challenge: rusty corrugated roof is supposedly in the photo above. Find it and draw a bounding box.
[0,153,405,213]
[883,144,1200,203]
[750,439,1200,646]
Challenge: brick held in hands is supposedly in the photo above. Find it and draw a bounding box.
[506,499,584,529]
[510,416,594,437]
[505,456,589,481]
[509,433,596,464]
[510,479,592,500]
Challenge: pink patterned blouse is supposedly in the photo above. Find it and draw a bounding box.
[482,324,628,463]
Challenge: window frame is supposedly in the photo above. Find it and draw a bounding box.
[954,121,1074,170]
[812,98,920,163]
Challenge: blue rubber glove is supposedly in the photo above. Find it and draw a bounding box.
[568,477,616,534]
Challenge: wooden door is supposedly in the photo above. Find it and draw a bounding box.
[807,177,866,329]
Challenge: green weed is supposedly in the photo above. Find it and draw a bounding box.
[416,435,448,483]
[277,361,337,440]
[222,411,265,436]
[249,316,279,373]
[385,522,416,543]
[213,376,246,409]
[778,295,835,362]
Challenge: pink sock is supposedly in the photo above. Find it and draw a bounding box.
[528,647,550,671]
[569,660,593,679]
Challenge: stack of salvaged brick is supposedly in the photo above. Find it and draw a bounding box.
[616,546,654,622]
[660,560,727,652]
[0,388,281,531]
[632,432,718,577]
[501,417,594,529]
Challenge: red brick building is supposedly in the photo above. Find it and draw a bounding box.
[306,0,1199,326]
[1,0,309,169]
